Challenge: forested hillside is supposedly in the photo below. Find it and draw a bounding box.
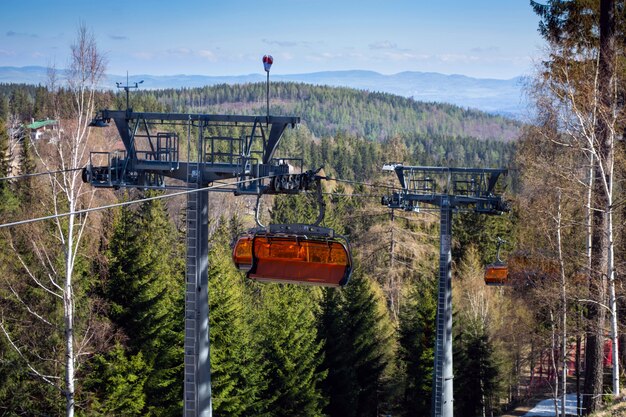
[0,81,517,174]
[5,3,626,417]
[0,63,524,417]
[1,81,521,142]
[135,83,522,142]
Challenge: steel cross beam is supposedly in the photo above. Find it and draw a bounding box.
[381,164,508,417]
[100,110,299,165]
[85,110,301,191]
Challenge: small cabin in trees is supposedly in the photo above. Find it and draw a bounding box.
[25,119,58,141]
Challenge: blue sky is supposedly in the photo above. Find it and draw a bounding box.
[1,0,543,79]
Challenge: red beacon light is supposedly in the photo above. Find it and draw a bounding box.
[262,54,273,72]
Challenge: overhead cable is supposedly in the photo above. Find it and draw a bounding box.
[0,176,273,230]
[0,167,84,182]
[0,173,438,230]
[320,176,400,191]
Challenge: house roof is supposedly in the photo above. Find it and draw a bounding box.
[26,119,57,129]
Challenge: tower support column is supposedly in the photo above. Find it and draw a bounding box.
[432,201,453,417]
[184,188,212,417]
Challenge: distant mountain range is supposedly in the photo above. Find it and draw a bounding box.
[0,66,528,118]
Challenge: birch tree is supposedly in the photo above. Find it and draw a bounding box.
[531,1,623,411]
[0,23,106,417]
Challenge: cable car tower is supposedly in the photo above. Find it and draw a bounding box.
[381,164,509,417]
[83,59,324,417]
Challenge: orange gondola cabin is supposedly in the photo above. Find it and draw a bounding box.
[484,238,509,286]
[233,224,352,287]
[484,261,509,286]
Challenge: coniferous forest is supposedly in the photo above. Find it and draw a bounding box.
[3,3,626,416]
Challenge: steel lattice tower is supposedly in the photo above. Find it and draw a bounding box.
[85,109,300,417]
[382,164,508,417]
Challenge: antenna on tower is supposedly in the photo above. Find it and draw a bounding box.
[116,71,144,111]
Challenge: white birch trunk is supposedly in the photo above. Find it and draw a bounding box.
[556,190,567,417]
[607,196,618,395]
[64,212,75,417]
[4,24,105,416]
[550,309,560,417]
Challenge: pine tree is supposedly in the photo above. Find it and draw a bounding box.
[82,343,148,416]
[0,117,18,215]
[15,134,36,205]
[105,193,184,416]
[318,287,358,417]
[255,284,327,417]
[398,275,436,417]
[318,269,397,417]
[342,272,397,417]
[454,325,502,417]
[208,220,264,416]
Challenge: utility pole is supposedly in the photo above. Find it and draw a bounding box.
[382,164,508,417]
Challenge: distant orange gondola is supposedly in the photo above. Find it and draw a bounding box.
[484,262,508,286]
[233,225,352,287]
[484,237,509,286]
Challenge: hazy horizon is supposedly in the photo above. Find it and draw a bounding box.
[1,1,542,80]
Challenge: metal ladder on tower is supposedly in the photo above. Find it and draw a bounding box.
[432,243,446,417]
[184,123,200,417]
[432,205,452,417]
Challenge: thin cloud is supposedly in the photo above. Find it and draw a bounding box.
[263,39,297,47]
[304,52,347,62]
[134,48,217,61]
[133,51,155,60]
[110,35,129,41]
[262,38,318,48]
[369,41,397,50]
[197,50,216,61]
[6,30,38,38]
[438,53,480,63]
[166,48,192,56]
[470,46,501,54]
[0,49,16,56]
[378,51,429,61]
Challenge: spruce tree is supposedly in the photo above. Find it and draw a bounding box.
[16,134,36,205]
[398,275,436,417]
[318,287,358,417]
[318,269,397,417]
[453,245,506,417]
[33,86,48,120]
[255,284,327,417]
[208,220,264,416]
[82,344,148,416]
[0,117,18,215]
[454,325,502,417]
[341,272,397,417]
[0,95,9,121]
[105,193,184,416]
